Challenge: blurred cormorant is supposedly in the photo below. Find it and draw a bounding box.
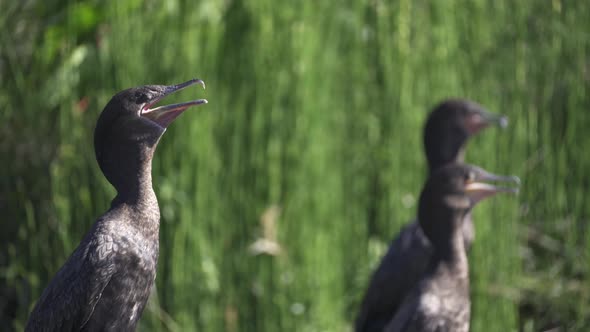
[384,163,518,332]
[356,99,507,332]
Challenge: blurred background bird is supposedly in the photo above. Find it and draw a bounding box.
[355,99,507,332]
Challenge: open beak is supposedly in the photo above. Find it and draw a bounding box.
[465,168,520,203]
[142,79,208,128]
[465,109,509,134]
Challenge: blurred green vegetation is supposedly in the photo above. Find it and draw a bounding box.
[1,0,589,331]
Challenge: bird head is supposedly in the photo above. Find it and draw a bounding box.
[94,79,207,191]
[423,99,508,171]
[418,163,519,247]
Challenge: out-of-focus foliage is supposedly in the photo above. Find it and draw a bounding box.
[1,0,588,331]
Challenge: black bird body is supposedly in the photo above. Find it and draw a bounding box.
[26,79,207,331]
[26,203,159,331]
[383,164,518,332]
[356,100,507,332]
[356,221,432,331]
[383,244,471,332]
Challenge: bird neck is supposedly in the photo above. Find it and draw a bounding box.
[111,162,157,206]
[109,164,160,234]
[98,134,160,197]
[427,143,466,173]
[101,145,161,231]
[430,221,468,277]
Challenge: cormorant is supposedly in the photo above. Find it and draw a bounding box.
[25,79,207,331]
[384,163,519,332]
[355,99,507,332]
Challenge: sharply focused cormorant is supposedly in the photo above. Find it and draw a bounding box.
[384,164,519,332]
[25,79,207,331]
[356,99,507,332]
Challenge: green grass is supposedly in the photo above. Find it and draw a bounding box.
[1,0,589,331]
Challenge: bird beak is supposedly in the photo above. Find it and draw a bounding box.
[142,79,208,128]
[465,169,520,203]
[465,109,509,134]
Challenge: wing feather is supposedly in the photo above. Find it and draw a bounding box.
[26,232,118,332]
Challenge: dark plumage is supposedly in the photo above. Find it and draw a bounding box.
[384,164,518,332]
[26,79,207,332]
[355,99,507,332]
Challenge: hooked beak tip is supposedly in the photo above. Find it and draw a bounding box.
[509,175,521,185]
[193,79,206,90]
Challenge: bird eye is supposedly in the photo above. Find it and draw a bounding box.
[465,171,475,183]
[134,92,149,104]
